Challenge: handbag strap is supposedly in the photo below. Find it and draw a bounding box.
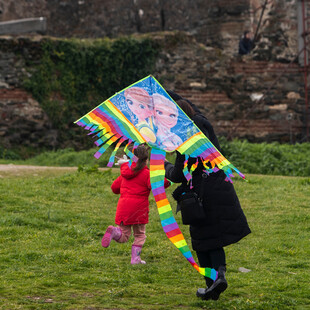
[196,171,208,202]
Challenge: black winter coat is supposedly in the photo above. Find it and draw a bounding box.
[164,114,251,251]
[239,38,253,55]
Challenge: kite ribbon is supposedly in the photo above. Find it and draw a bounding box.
[150,148,218,281]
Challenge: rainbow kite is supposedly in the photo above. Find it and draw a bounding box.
[75,75,244,280]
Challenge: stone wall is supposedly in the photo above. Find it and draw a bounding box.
[0,88,57,147]
[0,33,306,151]
[153,33,305,142]
[0,0,298,59]
[251,0,298,62]
[0,0,299,58]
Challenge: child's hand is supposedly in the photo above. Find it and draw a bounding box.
[115,155,130,166]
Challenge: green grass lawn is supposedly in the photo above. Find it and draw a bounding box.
[0,169,309,309]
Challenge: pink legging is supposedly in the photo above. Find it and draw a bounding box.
[116,224,146,247]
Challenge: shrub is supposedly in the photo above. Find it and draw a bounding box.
[219,138,310,177]
[24,37,160,146]
[0,146,21,160]
[24,148,110,167]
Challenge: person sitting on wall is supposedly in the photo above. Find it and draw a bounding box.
[238,31,254,55]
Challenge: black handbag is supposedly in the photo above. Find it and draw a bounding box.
[172,182,206,225]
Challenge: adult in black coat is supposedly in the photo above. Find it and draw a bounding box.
[238,30,254,55]
[165,92,251,300]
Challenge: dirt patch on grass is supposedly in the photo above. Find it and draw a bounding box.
[0,164,117,177]
[0,164,77,172]
[0,164,77,177]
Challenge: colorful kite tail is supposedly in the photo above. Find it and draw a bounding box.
[149,148,218,281]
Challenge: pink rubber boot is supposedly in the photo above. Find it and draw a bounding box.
[131,245,146,264]
[101,226,122,248]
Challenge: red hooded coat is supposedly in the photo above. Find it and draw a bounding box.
[111,162,169,225]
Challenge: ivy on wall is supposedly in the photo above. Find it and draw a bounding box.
[24,36,160,146]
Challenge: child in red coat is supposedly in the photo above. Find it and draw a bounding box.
[101,144,170,264]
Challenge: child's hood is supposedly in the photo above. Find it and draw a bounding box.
[120,162,143,179]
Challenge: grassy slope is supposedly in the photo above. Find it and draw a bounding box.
[0,170,309,309]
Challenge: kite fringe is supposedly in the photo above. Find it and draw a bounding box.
[77,120,141,167]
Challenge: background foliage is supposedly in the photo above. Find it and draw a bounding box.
[219,138,310,177]
[23,37,160,146]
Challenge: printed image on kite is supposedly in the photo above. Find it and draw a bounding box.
[110,80,199,152]
[123,87,156,144]
[152,93,183,151]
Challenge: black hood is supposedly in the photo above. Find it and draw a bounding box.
[167,90,202,115]
[167,90,183,101]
